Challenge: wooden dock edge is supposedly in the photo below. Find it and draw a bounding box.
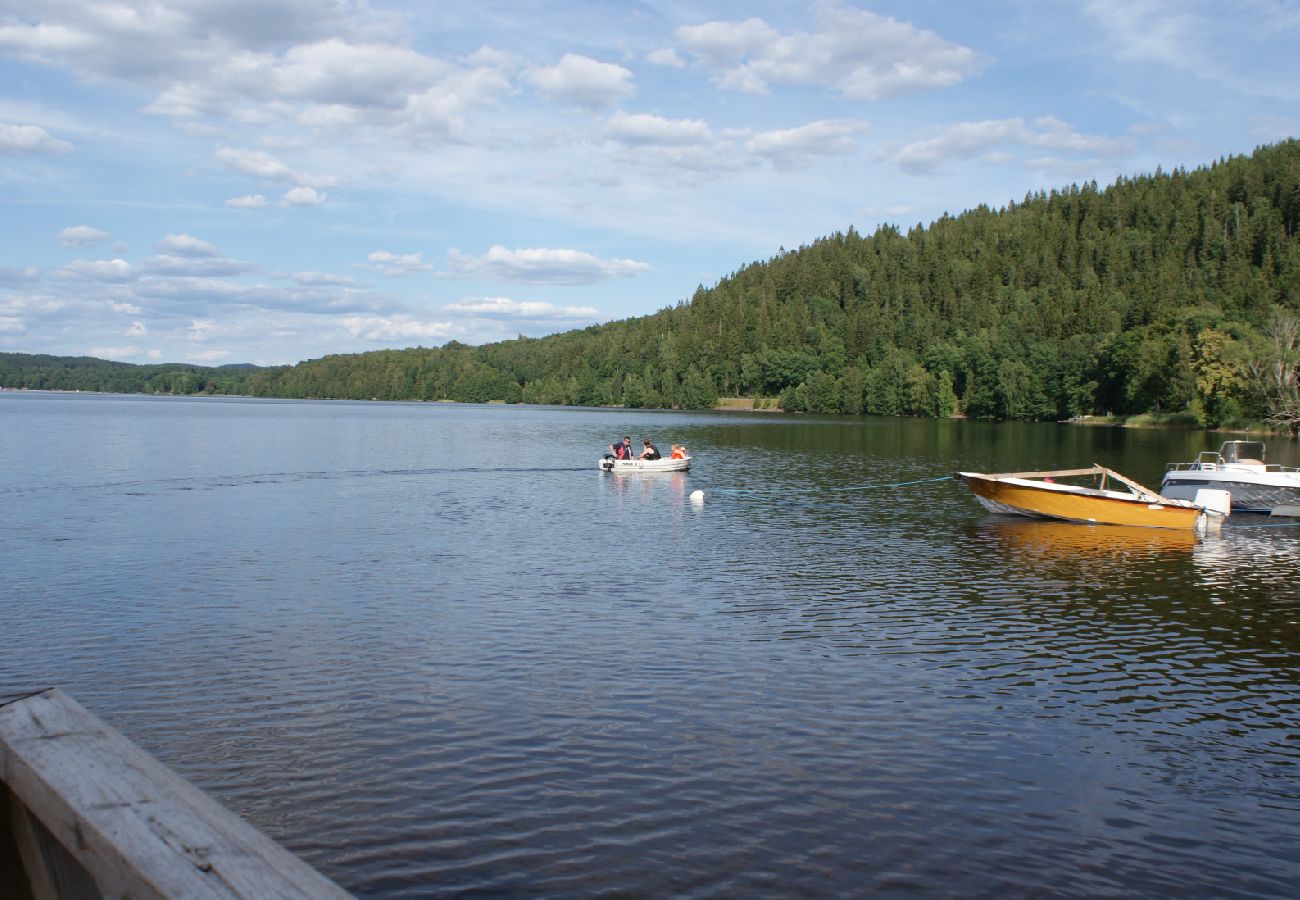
[0,688,350,899]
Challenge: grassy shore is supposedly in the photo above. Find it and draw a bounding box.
[1065,413,1282,433]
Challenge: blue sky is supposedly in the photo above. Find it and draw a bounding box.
[1,1,1298,366]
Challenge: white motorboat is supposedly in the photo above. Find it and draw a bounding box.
[598,455,690,473]
[1161,440,1300,512]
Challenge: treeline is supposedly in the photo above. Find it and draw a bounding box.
[0,353,270,395]
[5,140,1299,428]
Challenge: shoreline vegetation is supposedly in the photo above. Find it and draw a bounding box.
[4,385,1292,437]
[4,140,1299,434]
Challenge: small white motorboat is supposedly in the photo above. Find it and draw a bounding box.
[598,455,691,473]
[1161,440,1300,513]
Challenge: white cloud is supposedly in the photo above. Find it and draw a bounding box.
[59,259,134,281]
[125,320,147,336]
[292,271,356,286]
[674,5,984,99]
[746,119,867,169]
[188,319,218,342]
[443,297,602,320]
[216,147,337,187]
[272,39,448,107]
[281,186,327,206]
[142,255,260,277]
[0,123,72,153]
[87,346,141,359]
[647,47,686,68]
[675,18,777,71]
[358,251,432,277]
[0,316,25,334]
[59,225,111,247]
[528,53,632,109]
[395,65,512,143]
[607,112,713,146]
[890,117,1133,174]
[447,245,650,285]
[157,233,219,257]
[340,315,455,342]
[226,194,269,208]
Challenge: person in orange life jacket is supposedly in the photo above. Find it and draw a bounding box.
[639,438,661,460]
[670,443,687,459]
[608,435,634,459]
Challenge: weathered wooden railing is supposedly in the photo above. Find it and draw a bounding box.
[0,688,349,898]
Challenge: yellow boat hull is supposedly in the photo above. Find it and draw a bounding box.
[959,472,1206,530]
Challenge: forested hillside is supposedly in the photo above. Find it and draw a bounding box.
[5,140,1299,429]
[0,353,269,395]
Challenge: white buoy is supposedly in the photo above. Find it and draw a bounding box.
[690,489,705,503]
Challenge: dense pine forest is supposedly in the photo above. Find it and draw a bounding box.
[5,140,1300,430]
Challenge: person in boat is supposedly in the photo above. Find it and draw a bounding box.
[607,435,635,460]
[671,443,687,459]
[639,438,661,460]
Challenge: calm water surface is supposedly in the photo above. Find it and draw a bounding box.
[2,391,1298,896]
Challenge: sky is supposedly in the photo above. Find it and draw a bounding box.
[1,1,1298,367]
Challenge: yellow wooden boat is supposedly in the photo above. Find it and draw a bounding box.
[956,465,1227,531]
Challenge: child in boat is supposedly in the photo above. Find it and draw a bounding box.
[671,444,687,459]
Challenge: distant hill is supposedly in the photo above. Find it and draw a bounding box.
[5,139,1298,427]
[0,353,273,395]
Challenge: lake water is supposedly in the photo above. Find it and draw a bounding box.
[2,391,1299,896]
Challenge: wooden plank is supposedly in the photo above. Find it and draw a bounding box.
[974,467,1106,481]
[0,689,350,899]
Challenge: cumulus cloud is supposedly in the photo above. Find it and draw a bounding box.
[673,5,984,99]
[746,119,867,169]
[226,194,269,208]
[157,233,219,257]
[442,297,602,320]
[281,186,327,206]
[890,116,1133,174]
[607,112,713,146]
[272,39,448,107]
[0,1,357,85]
[59,259,134,281]
[59,225,111,248]
[358,251,433,277]
[528,53,633,109]
[3,3,512,140]
[340,315,455,342]
[0,123,72,153]
[447,245,650,285]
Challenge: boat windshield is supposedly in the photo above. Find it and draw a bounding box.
[1220,441,1266,464]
